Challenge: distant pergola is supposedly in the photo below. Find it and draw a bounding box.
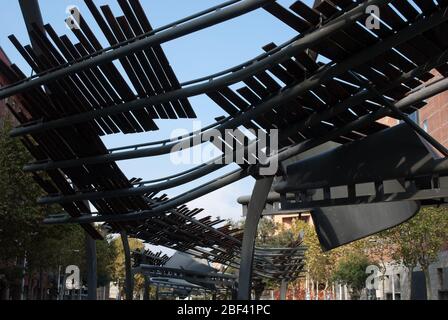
[0,0,447,300]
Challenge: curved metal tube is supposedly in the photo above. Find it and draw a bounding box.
[23,4,446,172]
[38,156,227,204]
[0,0,275,101]
[108,116,230,153]
[44,168,250,224]
[43,73,448,225]
[10,0,389,137]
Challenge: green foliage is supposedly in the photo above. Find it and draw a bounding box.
[332,252,372,299]
[110,237,145,295]
[383,207,448,271]
[0,121,116,293]
[0,120,45,261]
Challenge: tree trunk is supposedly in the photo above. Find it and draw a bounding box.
[407,266,414,300]
[0,280,9,300]
[310,279,314,300]
[120,231,134,301]
[143,276,150,300]
[39,269,44,300]
[423,267,432,300]
[324,281,328,300]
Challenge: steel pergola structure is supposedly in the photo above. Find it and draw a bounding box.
[1,0,448,300]
[132,242,306,300]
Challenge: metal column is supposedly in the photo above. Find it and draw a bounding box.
[143,276,150,300]
[237,177,274,300]
[121,231,134,301]
[85,233,97,300]
[280,280,288,300]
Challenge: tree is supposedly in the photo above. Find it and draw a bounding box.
[0,121,116,299]
[0,120,55,298]
[332,251,372,300]
[110,237,145,298]
[365,234,395,300]
[383,207,448,300]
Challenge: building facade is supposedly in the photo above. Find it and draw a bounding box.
[378,71,448,149]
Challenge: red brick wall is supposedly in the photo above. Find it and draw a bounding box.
[419,89,448,149]
[377,71,448,149]
[0,47,12,121]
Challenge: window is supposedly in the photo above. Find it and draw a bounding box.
[423,119,429,132]
[409,111,419,124]
[400,111,419,125]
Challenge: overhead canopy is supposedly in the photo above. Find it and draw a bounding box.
[1,0,448,256]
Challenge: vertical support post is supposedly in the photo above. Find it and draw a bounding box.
[20,252,27,301]
[391,272,396,300]
[237,177,274,300]
[143,276,150,300]
[155,284,160,301]
[120,231,134,301]
[280,280,288,300]
[339,284,343,300]
[85,233,97,300]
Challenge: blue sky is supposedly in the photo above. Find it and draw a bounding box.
[0,0,313,223]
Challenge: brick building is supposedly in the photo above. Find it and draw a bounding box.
[378,71,448,149]
[0,47,11,121]
[0,47,18,126]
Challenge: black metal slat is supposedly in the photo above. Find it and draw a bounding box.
[129,0,196,118]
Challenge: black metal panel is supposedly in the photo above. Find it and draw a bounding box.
[275,124,442,192]
[312,201,420,251]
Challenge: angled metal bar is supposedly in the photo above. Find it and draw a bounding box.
[267,76,448,168]
[348,70,448,157]
[9,0,390,137]
[237,177,274,300]
[18,0,44,57]
[0,0,275,101]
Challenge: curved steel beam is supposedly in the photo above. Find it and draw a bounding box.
[24,117,233,171]
[237,177,274,300]
[23,0,440,173]
[4,0,243,92]
[10,0,389,137]
[0,0,275,101]
[108,116,230,153]
[24,18,448,174]
[37,160,226,204]
[43,74,448,225]
[44,168,250,224]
